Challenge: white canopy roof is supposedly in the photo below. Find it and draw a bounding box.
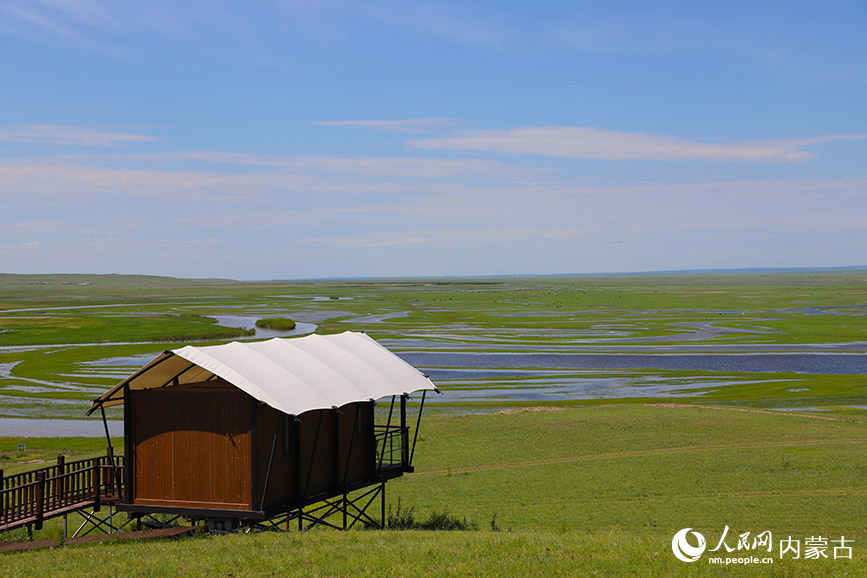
[90,331,437,416]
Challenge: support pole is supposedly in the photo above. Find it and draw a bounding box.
[260,414,284,511]
[409,390,427,466]
[100,406,121,496]
[341,406,361,488]
[381,482,386,529]
[400,394,409,468]
[385,395,395,428]
[302,411,324,498]
[123,384,131,505]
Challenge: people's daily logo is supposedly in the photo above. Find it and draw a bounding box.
[672,526,853,565]
[672,528,706,562]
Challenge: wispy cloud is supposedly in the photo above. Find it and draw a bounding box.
[47,151,540,180]
[305,234,435,248]
[0,125,158,147]
[312,118,458,134]
[409,126,867,163]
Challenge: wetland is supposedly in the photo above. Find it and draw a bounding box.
[0,270,865,431]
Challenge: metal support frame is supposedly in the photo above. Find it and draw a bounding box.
[194,482,388,534]
[292,483,386,531]
[70,505,133,538]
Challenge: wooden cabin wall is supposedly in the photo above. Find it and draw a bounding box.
[336,402,375,489]
[255,402,376,512]
[254,403,297,512]
[296,408,336,500]
[129,384,378,516]
[130,387,252,511]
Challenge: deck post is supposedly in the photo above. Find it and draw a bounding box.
[91,457,101,512]
[35,471,45,531]
[63,513,68,539]
[1,469,4,526]
[56,455,65,509]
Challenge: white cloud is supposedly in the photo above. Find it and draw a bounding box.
[0,240,43,255]
[0,125,158,147]
[312,118,458,134]
[409,126,867,163]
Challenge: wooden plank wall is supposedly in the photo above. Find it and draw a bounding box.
[131,387,252,510]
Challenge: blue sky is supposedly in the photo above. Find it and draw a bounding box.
[0,0,865,279]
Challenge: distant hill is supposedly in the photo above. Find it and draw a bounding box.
[0,273,241,289]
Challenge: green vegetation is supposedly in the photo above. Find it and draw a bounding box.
[0,436,121,476]
[2,405,866,575]
[0,269,865,419]
[255,317,296,331]
[0,313,253,346]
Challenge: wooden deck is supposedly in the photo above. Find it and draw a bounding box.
[0,453,123,533]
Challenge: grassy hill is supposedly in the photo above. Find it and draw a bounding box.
[0,273,241,289]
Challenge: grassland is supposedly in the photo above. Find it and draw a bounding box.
[2,404,866,575]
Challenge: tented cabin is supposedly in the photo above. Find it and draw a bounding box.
[88,331,437,530]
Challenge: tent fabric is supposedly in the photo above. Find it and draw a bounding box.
[89,331,436,416]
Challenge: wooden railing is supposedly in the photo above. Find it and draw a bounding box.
[0,453,124,532]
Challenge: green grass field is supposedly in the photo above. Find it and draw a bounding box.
[1,404,866,575]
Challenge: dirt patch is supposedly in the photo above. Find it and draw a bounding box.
[498,406,569,415]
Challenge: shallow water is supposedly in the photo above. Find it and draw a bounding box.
[210,316,317,339]
[399,352,867,375]
[0,417,123,437]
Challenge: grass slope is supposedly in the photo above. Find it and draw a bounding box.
[2,404,865,576]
